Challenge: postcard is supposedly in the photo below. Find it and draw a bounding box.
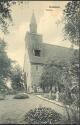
[0,0,79,124]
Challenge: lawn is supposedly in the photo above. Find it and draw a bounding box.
[0,94,67,124]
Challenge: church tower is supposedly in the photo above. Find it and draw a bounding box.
[24,12,44,92]
[30,11,37,34]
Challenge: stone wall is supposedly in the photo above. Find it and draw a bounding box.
[31,64,43,90]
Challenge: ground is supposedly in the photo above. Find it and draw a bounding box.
[0,94,67,124]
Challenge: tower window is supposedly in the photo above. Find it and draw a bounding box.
[34,50,40,57]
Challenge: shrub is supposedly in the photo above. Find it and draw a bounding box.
[0,94,5,100]
[14,93,29,99]
[59,93,65,102]
[24,107,62,124]
[43,93,49,98]
[50,93,56,100]
[43,93,56,100]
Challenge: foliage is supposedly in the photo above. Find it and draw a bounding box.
[0,39,12,93]
[43,93,56,100]
[0,1,24,33]
[70,50,79,79]
[57,51,79,122]
[24,107,62,124]
[0,39,11,78]
[0,94,5,100]
[0,1,25,93]
[0,78,7,93]
[39,60,64,93]
[39,57,79,122]
[10,64,24,91]
[63,1,80,46]
[69,50,79,108]
[0,1,12,33]
[14,93,29,99]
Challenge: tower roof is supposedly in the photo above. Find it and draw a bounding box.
[30,11,37,25]
[30,11,37,33]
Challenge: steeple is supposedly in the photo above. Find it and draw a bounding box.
[30,11,37,33]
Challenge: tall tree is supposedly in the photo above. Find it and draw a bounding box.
[64,2,80,120]
[0,39,11,78]
[39,60,64,94]
[10,64,24,91]
[0,1,24,93]
[0,1,23,34]
[0,1,13,34]
[64,1,80,47]
[0,39,12,93]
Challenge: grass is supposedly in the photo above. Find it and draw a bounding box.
[0,94,70,124]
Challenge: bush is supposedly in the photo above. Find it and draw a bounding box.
[59,93,65,102]
[43,93,56,100]
[43,93,49,98]
[59,92,74,105]
[0,94,5,100]
[50,93,56,100]
[24,107,62,124]
[14,93,29,99]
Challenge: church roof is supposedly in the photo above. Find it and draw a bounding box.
[43,43,73,62]
[30,43,73,65]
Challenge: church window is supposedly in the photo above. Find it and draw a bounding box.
[34,49,40,57]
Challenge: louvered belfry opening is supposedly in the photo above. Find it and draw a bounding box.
[34,49,41,57]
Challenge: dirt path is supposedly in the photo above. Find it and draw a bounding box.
[0,94,67,124]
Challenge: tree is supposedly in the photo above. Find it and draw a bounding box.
[0,1,24,93]
[64,2,80,122]
[64,1,80,47]
[10,64,24,91]
[0,1,13,34]
[70,50,79,80]
[0,39,11,78]
[0,1,23,34]
[63,1,80,95]
[39,60,64,94]
[0,39,12,93]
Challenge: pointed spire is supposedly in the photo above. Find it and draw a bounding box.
[30,10,37,25]
[30,11,37,33]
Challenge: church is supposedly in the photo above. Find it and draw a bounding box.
[23,12,73,92]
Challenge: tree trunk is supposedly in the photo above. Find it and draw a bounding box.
[24,73,27,93]
[65,105,71,123]
[43,86,45,93]
[49,84,52,98]
[79,40,80,122]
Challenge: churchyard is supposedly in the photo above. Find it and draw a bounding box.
[0,93,70,124]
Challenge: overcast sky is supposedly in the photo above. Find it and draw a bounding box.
[1,1,75,67]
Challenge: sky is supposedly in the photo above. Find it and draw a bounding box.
[0,1,75,67]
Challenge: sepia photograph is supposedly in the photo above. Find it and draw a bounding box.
[0,0,79,124]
